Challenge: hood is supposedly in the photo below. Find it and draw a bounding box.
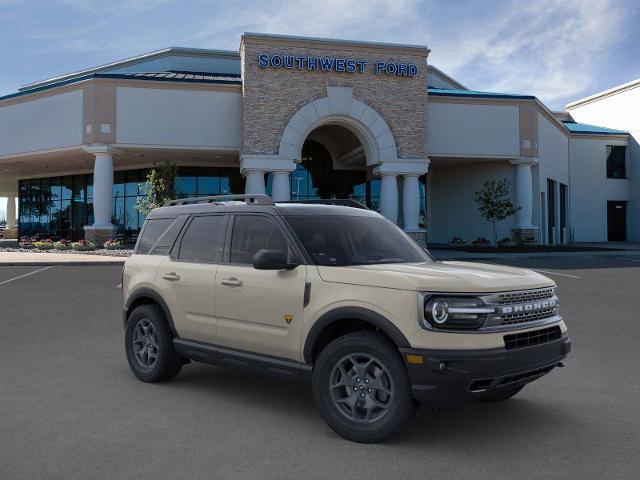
[317,261,554,293]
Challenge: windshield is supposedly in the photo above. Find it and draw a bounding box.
[285,215,432,266]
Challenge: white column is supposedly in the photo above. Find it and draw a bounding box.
[380,174,399,224]
[402,175,420,231]
[245,170,266,195]
[511,159,535,228]
[92,152,114,227]
[6,195,17,228]
[271,171,290,202]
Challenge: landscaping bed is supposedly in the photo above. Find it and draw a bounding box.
[0,247,132,257]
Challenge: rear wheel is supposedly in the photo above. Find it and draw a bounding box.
[125,304,181,382]
[479,385,524,402]
[312,331,417,443]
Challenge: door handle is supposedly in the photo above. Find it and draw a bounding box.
[221,277,243,287]
[162,272,181,281]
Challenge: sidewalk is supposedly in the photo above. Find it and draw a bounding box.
[431,248,640,261]
[0,251,127,266]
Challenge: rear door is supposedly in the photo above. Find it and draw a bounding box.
[156,214,229,344]
[214,214,307,361]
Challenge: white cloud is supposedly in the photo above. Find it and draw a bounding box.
[426,0,628,107]
[2,0,635,109]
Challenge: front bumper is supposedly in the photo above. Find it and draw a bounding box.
[400,335,571,406]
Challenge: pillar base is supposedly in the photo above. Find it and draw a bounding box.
[84,226,117,247]
[1,227,18,240]
[405,230,427,248]
[511,227,538,243]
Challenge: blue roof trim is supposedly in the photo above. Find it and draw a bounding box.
[428,87,535,100]
[562,121,628,135]
[0,72,242,102]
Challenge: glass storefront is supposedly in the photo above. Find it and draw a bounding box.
[19,166,244,241]
[18,164,425,241]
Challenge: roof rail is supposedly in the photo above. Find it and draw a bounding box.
[278,199,369,210]
[164,194,274,207]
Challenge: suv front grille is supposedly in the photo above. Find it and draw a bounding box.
[495,287,555,305]
[501,307,557,325]
[504,326,562,350]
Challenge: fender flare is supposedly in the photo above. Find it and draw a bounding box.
[124,287,178,337]
[303,306,411,363]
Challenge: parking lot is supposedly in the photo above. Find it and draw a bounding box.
[1,256,639,480]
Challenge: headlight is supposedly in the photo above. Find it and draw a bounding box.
[423,296,495,330]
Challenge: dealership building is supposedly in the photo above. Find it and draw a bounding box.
[0,33,637,245]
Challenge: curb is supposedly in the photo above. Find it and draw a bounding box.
[433,251,640,261]
[0,260,126,266]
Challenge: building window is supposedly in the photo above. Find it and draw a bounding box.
[606,146,626,179]
[18,166,243,241]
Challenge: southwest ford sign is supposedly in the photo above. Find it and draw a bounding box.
[257,54,418,77]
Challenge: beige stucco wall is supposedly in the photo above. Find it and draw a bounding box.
[240,35,428,160]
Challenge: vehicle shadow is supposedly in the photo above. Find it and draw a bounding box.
[163,362,578,445]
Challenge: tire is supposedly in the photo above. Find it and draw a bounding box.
[479,385,524,402]
[312,330,417,443]
[125,304,181,382]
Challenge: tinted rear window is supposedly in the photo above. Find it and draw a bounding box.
[135,218,174,254]
[178,215,227,263]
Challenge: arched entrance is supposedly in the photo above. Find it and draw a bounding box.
[243,86,428,231]
[281,123,381,209]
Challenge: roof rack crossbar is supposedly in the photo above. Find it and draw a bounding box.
[164,194,274,207]
[278,199,369,210]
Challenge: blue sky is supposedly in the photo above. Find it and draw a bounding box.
[1,0,639,109]
[1,0,640,213]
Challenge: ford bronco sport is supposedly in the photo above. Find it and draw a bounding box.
[122,194,570,443]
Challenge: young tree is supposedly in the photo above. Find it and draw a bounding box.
[474,179,519,246]
[136,161,178,215]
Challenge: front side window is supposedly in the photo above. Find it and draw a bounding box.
[178,215,227,263]
[229,215,289,264]
[286,215,431,266]
[607,145,626,179]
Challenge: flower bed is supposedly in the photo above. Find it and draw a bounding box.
[71,240,96,251]
[0,246,133,257]
[103,239,124,250]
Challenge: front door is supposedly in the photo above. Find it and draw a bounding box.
[607,201,627,241]
[156,214,229,344]
[214,214,307,361]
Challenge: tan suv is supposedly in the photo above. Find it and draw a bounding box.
[122,194,570,443]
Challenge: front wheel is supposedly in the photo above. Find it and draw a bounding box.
[312,331,417,443]
[125,304,182,382]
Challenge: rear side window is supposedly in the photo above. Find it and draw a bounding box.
[136,218,174,254]
[178,215,227,263]
[229,215,289,264]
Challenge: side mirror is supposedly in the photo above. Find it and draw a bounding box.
[252,249,298,270]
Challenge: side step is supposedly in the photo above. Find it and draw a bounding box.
[173,338,312,383]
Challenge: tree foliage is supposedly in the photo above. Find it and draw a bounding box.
[136,161,178,215]
[474,179,519,246]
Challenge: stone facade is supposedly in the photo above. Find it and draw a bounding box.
[84,226,117,247]
[240,34,429,161]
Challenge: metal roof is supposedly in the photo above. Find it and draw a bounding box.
[19,47,240,92]
[428,87,535,100]
[561,121,628,135]
[0,71,242,103]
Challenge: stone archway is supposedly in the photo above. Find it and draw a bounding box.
[278,86,398,166]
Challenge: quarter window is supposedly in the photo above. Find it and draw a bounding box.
[178,215,227,263]
[606,146,626,179]
[229,216,289,264]
[136,218,174,254]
